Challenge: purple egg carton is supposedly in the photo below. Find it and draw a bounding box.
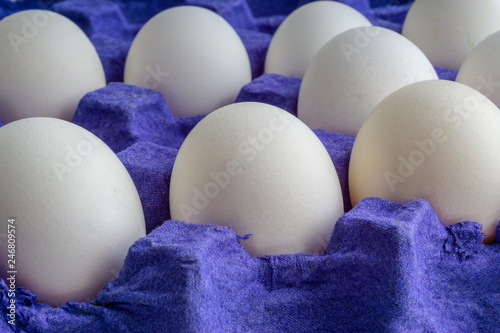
[0,0,499,332]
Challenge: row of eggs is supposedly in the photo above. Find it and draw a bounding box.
[3,2,500,122]
[1,1,500,306]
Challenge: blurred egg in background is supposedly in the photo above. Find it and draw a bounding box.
[402,0,500,70]
[124,6,252,117]
[0,10,106,123]
[456,30,500,109]
[265,0,372,78]
[298,26,437,136]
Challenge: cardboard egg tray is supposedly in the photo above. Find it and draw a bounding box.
[0,0,499,332]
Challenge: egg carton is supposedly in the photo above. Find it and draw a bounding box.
[0,0,499,332]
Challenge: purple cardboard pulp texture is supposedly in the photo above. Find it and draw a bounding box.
[0,0,499,332]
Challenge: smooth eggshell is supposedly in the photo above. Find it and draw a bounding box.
[456,30,500,109]
[349,80,500,243]
[0,10,106,123]
[402,0,500,70]
[298,26,437,136]
[0,118,146,306]
[169,102,344,257]
[124,6,251,117]
[264,1,371,78]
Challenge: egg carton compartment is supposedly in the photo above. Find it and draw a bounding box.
[0,0,499,332]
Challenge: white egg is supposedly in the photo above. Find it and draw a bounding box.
[264,1,371,78]
[0,118,146,306]
[298,26,437,136]
[349,80,500,243]
[402,0,500,70]
[456,30,500,109]
[0,10,106,124]
[169,102,344,257]
[124,6,251,117]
